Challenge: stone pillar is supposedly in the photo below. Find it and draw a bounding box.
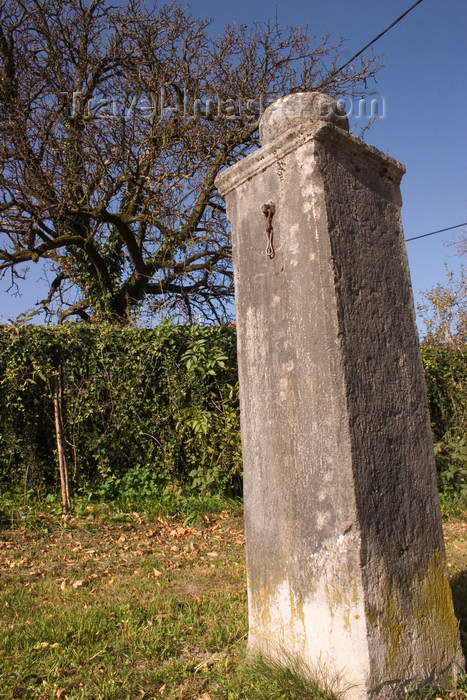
[215,92,464,699]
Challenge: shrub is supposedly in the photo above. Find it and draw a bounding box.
[0,326,464,511]
[0,323,242,498]
[421,346,467,510]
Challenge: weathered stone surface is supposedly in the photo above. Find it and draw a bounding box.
[215,92,464,699]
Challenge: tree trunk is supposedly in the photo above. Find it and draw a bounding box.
[53,365,71,515]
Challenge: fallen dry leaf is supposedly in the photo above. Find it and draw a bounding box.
[33,642,59,650]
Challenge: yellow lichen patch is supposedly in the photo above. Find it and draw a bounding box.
[365,548,462,682]
[289,582,306,652]
[249,577,307,653]
[413,549,461,662]
[324,574,361,632]
[352,576,359,604]
[368,585,407,678]
[249,581,274,630]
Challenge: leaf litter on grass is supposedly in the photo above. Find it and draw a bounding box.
[0,507,465,699]
[0,507,247,699]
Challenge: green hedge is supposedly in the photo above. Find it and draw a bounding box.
[421,346,467,508]
[0,323,242,498]
[0,326,465,507]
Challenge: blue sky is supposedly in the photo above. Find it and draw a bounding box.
[1,0,466,331]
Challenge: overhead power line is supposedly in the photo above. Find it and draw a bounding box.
[405,222,467,243]
[337,0,425,74]
[334,3,464,248]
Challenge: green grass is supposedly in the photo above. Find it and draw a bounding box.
[0,499,466,699]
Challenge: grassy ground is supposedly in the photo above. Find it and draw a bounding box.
[0,502,466,699]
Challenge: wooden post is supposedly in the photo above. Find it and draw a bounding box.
[53,365,71,515]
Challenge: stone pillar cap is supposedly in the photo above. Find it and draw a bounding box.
[259,92,349,144]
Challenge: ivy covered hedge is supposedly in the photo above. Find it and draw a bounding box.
[421,346,467,508]
[0,325,465,507]
[0,324,242,499]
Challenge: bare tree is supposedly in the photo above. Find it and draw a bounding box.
[0,0,380,324]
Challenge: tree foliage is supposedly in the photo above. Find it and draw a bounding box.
[0,0,380,324]
[417,241,466,347]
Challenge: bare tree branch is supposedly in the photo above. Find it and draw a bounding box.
[0,0,382,324]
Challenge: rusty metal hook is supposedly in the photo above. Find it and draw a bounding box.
[262,203,275,259]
